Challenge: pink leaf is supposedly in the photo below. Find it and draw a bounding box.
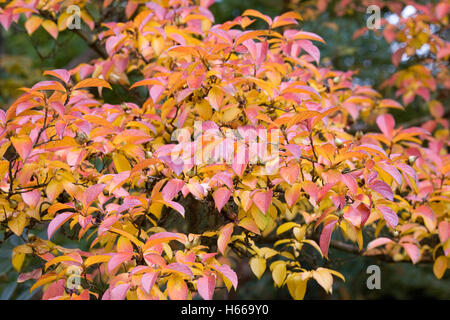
[162,179,185,201]
[82,184,105,209]
[141,271,159,294]
[107,252,133,273]
[367,237,394,250]
[110,283,131,300]
[47,212,76,240]
[402,243,420,264]
[217,223,234,255]
[22,189,41,208]
[214,264,238,289]
[165,263,193,278]
[369,180,393,201]
[377,205,398,228]
[213,187,231,212]
[197,274,216,300]
[376,114,395,139]
[341,173,357,195]
[253,190,273,214]
[320,219,338,259]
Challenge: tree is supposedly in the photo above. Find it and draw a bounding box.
[0,0,448,300]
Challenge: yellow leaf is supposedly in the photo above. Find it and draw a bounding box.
[271,261,286,287]
[45,255,80,271]
[8,213,27,236]
[433,256,447,279]
[73,78,112,90]
[286,273,308,300]
[276,222,300,235]
[249,257,266,279]
[42,20,58,39]
[30,274,58,293]
[84,255,112,268]
[312,268,333,293]
[12,253,25,272]
[113,153,131,173]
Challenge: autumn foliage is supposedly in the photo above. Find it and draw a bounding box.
[0,0,448,300]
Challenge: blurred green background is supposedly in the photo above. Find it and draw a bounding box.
[0,0,448,300]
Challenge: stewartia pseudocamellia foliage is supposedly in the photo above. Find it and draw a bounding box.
[0,0,448,300]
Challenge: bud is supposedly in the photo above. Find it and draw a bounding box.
[8,199,18,209]
[145,151,153,159]
[408,156,418,165]
[334,137,343,147]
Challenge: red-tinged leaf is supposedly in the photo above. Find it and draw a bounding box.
[24,16,42,35]
[110,283,130,300]
[11,136,33,159]
[320,219,338,259]
[197,274,215,300]
[238,218,260,235]
[107,252,133,273]
[242,9,272,26]
[167,275,188,300]
[82,184,105,209]
[344,203,370,227]
[165,263,193,278]
[285,144,302,160]
[141,271,159,294]
[129,79,164,89]
[43,69,71,83]
[47,212,76,239]
[17,268,42,283]
[144,232,185,250]
[293,31,325,43]
[285,183,301,207]
[379,99,403,110]
[298,40,320,64]
[213,187,231,212]
[402,243,420,264]
[217,223,234,255]
[415,205,436,232]
[377,163,402,186]
[369,180,393,201]
[213,264,238,290]
[438,221,450,244]
[341,173,357,195]
[22,189,40,208]
[376,114,395,139]
[280,164,299,185]
[42,20,58,39]
[234,30,267,47]
[367,237,394,250]
[73,78,112,90]
[377,205,398,228]
[162,179,185,201]
[253,190,273,214]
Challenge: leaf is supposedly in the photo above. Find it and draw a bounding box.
[376,114,395,139]
[213,264,238,291]
[47,212,76,240]
[141,271,159,294]
[24,16,42,35]
[217,223,234,255]
[312,268,333,293]
[402,243,420,264]
[73,78,112,90]
[319,218,338,259]
[286,273,308,300]
[30,274,58,293]
[82,184,105,209]
[8,213,27,236]
[253,190,273,214]
[84,255,111,267]
[110,283,130,300]
[377,205,398,228]
[242,9,272,26]
[113,153,131,173]
[249,257,266,279]
[293,31,325,43]
[197,274,215,300]
[367,237,394,250]
[433,256,447,279]
[276,222,300,235]
[45,255,80,271]
[213,187,231,212]
[379,99,403,110]
[271,262,286,287]
[369,180,394,201]
[11,136,33,159]
[42,20,58,39]
[167,275,188,300]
